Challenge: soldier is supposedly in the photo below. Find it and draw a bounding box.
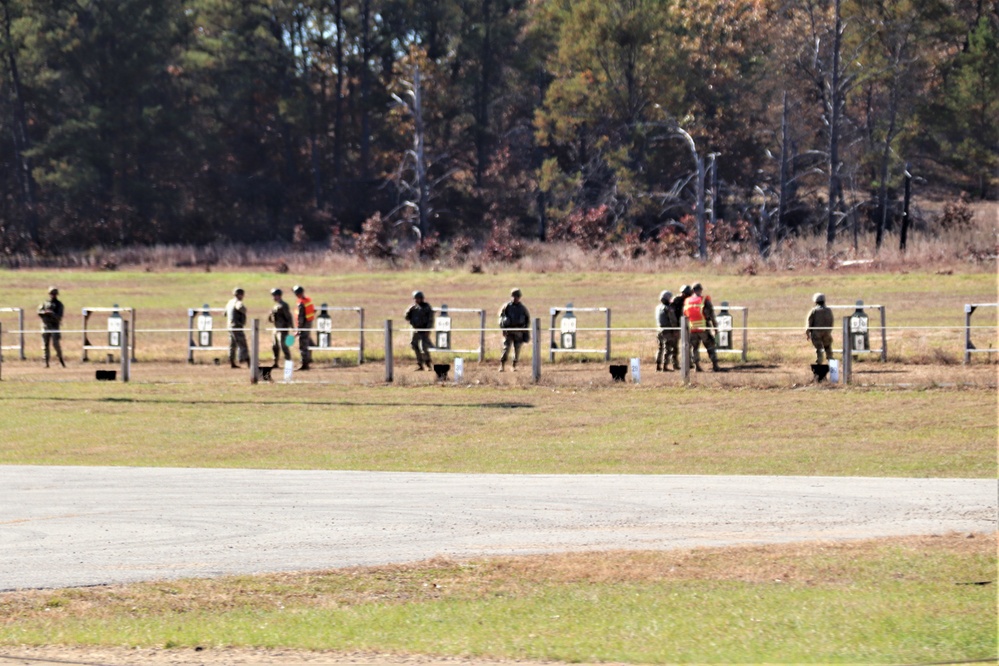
[670,285,692,324]
[692,283,722,371]
[683,283,720,372]
[225,287,248,368]
[404,290,434,370]
[293,285,315,370]
[806,292,835,364]
[498,288,530,372]
[37,286,65,368]
[655,290,679,372]
[268,288,293,368]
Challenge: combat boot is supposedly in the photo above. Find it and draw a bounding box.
[694,363,703,372]
[711,360,721,372]
[511,360,518,372]
[656,363,662,372]
[58,356,66,368]
[499,361,506,372]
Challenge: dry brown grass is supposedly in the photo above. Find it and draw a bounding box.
[3,532,992,620]
[3,201,994,275]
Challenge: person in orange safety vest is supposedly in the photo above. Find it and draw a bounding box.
[293,285,316,370]
[683,283,721,372]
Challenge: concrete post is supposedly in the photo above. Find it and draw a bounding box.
[384,320,393,383]
[478,310,486,362]
[0,323,3,380]
[358,308,365,365]
[532,318,541,383]
[250,319,259,384]
[120,321,130,382]
[741,308,749,362]
[17,309,25,360]
[680,316,691,385]
[605,308,612,361]
[841,317,852,385]
[879,306,887,362]
[964,306,972,365]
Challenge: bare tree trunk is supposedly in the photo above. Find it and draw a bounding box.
[412,65,430,239]
[474,0,492,189]
[1,0,38,244]
[775,92,791,256]
[826,0,843,249]
[333,0,344,186]
[899,163,912,252]
[359,0,372,181]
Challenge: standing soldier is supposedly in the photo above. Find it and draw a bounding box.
[404,290,434,370]
[806,293,835,364]
[225,287,248,368]
[37,286,65,368]
[670,285,691,324]
[683,284,720,372]
[268,288,293,368]
[692,283,722,371]
[293,285,315,371]
[498,288,530,372]
[655,290,679,372]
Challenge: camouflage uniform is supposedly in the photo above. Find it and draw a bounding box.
[655,291,679,371]
[498,291,530,371]
[268,291,293,366]
[294,287,315,370]
[37,288,65,368]
[700,292,721,369]
[225,291,248,367]
[404,293,434,370]
[669,285,691,324]
[806,296,835,364]
[684,284,720,372]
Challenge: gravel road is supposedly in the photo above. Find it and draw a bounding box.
[1,466,995,591]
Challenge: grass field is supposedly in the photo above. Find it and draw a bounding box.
[0,382,994,477]
[0,267,996,370]
[0,267,996,664]
[1,534,995,664]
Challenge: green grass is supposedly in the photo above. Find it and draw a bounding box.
[2,535,995,663]
[0,382,994,477]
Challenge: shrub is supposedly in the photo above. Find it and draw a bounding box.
[484,219,524,262]
[357,213,395,260]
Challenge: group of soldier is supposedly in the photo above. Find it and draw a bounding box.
[225,285,317,370]
[655,283,722,372]
[29,284,836,374]
[405,288,531,372]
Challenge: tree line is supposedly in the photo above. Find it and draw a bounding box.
[1,0,996,257]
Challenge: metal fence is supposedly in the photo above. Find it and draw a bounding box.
[1,314,996,386]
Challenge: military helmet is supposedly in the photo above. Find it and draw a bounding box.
[511,288,522,298]
[813,292,825,304]
[48,286,59,295]
[680,284,692,296]
[293,285,304,295]
[271,288,282,296]
[659,289,672,304]
[691,282,703,292]
[412,290,424,299]
[233,287,244,296]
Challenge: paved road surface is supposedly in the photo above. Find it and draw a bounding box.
[1,466,995,590]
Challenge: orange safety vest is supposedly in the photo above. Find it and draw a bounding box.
[297,296,316,323]
[683,294,706,331]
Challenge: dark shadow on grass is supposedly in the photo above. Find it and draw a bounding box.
[0,396,535,409]
[722,364,780,372]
